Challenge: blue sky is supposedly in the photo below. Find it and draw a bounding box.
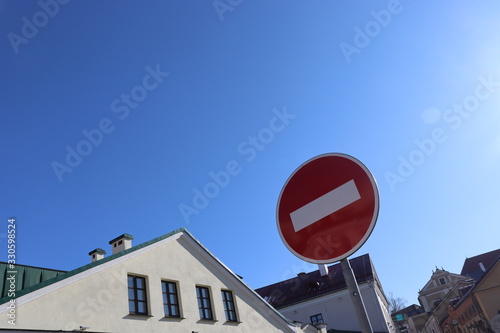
[2,0,500,308]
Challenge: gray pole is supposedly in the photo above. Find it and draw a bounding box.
[341,258,374,333]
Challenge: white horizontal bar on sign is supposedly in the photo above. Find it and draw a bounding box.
[290,179,361,232]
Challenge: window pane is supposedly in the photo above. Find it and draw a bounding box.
[129,301,136,313]
[127,276,134,287]
[128,289,135,300]
[136,277,144,288]
[161,282,167,293]
[138,302,146,313]
[203,299,210,308]
[171,306,179,316]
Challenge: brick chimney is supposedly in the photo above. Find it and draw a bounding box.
[109,234,134,255]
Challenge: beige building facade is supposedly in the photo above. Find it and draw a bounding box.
[0,229,324,333]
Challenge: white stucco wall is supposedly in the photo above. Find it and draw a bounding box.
[278,282,395,332]
[0,232,298,333]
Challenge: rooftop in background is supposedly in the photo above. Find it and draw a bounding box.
[255,254,376,309]
[392,304,425,318]
[460,248,500,280]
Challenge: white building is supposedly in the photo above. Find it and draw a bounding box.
[256,254,397,333]
[0,228,325,333]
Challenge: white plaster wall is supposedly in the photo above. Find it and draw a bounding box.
[279,282,392,332]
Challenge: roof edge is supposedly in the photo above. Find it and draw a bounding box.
[178,229,299,329]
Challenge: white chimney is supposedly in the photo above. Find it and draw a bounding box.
[319,264,329,277]
[479,262,486,272]
[89,248,106,263]
[109,234,134,255]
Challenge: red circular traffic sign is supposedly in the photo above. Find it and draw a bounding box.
[277,153,379,264]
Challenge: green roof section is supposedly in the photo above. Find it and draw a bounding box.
[0,262,67,299]
[108,233,134,244]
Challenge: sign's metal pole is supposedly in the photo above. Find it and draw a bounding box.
[340,258,374,333]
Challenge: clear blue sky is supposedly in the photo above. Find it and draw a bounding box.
[2,0,500,307]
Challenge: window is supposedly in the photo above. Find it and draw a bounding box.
[221,290,237,322]
[439,277,446,285]
[162,281,180,318]
[310,313,324,325]
[128,275,148,315]
[196,286,213,320]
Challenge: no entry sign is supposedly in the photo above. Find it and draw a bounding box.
[277,153,379,264]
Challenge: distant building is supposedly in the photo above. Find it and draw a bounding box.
[417,268,471,313]
[255,254,396,333]
[0,228,327,333]
[407,248,500,333]
[440,255,500,333]
[391,304,425,333]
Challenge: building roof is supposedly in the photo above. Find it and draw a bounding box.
[255,254,375,309]
[0,229,197,305]
[0,262,66,299]
[460,248,500,280]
